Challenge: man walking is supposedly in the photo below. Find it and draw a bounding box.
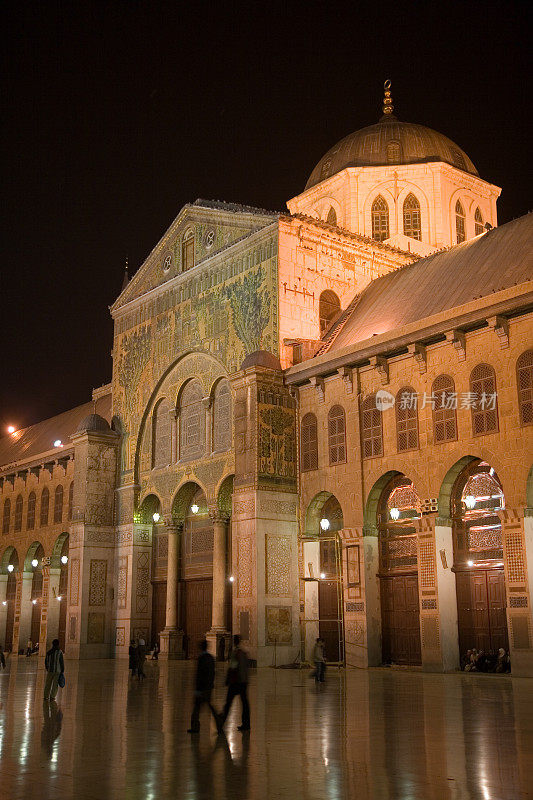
[220,635,250,732]
[312,637,326,683]
[187,639,221,733]
[44,639,64,701]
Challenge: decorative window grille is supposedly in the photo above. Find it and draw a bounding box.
[213,379,232,452]
[396,387,419,451]
[152,398,171,468]
[372,195,390,241]
[54,485,64,523]
[182,231,195,271]
[432,374,457,443]
[470,363,499,435]
[68,481,74,521]
[387,140,400,163]
[300,413,318,471]
[474,207,484,236]
[2,499,11,535]
[361,395,383,458]
[319,290,341,336]
[179,379,206,461]
[27,492,36,530]
[328,405,346,465]
[517,350,533,426]
[403,193,421,240]
[326,206,337,226]
[14,495,23,532]
[455,200,466,243]
[40,488,50,527]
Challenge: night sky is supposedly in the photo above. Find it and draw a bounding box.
[1,1,531,432]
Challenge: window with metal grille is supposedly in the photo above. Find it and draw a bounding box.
[40,488,50,527]
[372,195,390,241]
[403,193,421,240]
[328,405,346,465]
[474,207,484,236]
[517,350,533,426]
[300,413,318,471]
[179,379,205,461]
[326,206,337,226]
[470,363,499,435]
[361,395,383,458]
[152,398,172,468]
[68,481,74,521]
[213,379,232,452]
[432,374,458,443]
[14,495,23,532]
[182,231,195,271]
[2,499,11,535]
[27,492,36,530]
[319,290,341,336]
[396,387,419,451]
[455,200,466,243]
[54,485,63,523]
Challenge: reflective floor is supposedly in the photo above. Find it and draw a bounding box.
[0,658,532,800]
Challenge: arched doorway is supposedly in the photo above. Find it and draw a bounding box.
[181,487,213,659]
[2,548,18,651]
[452,461,508,655]
[319,290,341,336]
[27,543,45,649]
[378,476,422,666]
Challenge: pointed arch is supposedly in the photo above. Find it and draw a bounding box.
[403,193,421,240]
[40,488,50,527]
[455,200,466,243]
[54,485,64,523]
[212,378,232,453]
[27,491,36,530]
[14,495,23,532]
[2,498,11,535]
[372,195,389,241]
[326,206,337,226]
[474,206,484,236]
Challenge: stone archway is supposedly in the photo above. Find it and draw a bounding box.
[0,547,18,652]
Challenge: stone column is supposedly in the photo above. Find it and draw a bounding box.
[159,520,184,659]
[39,566,62,655]
[12,571,33,655]
[501,508,533,677]
[206,512,231,659]
[0,574,7,648]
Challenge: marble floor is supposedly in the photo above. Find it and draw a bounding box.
[0,658,532,800]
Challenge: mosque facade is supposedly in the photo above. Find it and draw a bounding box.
[1,86,532,675]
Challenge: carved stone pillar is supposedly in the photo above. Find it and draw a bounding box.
[0,574,7,649]
[206,511,231,659]
[38,565,61,656]
[12,571,33,656]
[159,520,184,659]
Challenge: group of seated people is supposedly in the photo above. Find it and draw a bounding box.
[462,647,510,673]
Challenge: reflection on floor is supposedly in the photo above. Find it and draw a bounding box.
[0,658,532,800]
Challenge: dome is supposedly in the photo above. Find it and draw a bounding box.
[305,86,478,190]
[76,414,111,434]
[240,351,282,371]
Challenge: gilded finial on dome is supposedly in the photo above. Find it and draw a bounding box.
[381,79,395,120]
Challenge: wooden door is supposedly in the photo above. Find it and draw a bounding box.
[380,575,421,665]
[487,570,508,651]
[456,569,508,655]
[319,539,342,662]
[184,579,213,659]
[151,581,167,649]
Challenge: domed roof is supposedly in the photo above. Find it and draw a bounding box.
[76,414,111,434]
[305,84,478,190]
[240,350,282,371]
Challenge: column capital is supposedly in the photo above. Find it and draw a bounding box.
[163,516,183,532]
[209,508,230,524]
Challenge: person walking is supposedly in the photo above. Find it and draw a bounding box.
[128,640,137,677]
[26,638,33,657]
[0,643,6,670]
[187,639,221,733]
[312,637,326,683]
[136,638,146,681]
[43,639,64,701]
[220,635,250,732]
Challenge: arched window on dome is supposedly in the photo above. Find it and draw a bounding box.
[474,207,484,236]
[319,290,341,336]
[372,196,389,241]
[326,207,337,227]
[455,201,466,244]
[403,193,421,240]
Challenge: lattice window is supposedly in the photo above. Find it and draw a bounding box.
[372,195,389,241]
[40,488,50,527]
[300,413,318,471]
[432,374,457,443]
[517,350,533,426]
[403,193,421,240]
[2,499,11,535]
[54,485,63,523]
[455,200,466,243]
[213,379,232,452]
[14,495,23,532]
[179,379,205,461]
[361,395,383,458]
[326,206,337,226]
[152,398,171,468]
[470,363,499,435]
[328,405,346,465]
[319,290,341,335]
[182,231,195,271]
[68,481,74,521]
[27,492,36,530]
[474,206,484,236]
[396,386,419,451]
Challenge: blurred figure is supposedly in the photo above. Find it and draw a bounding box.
[128,640,137,677]
[151,642,159,660]
[187,639,221,733]
[44,639,64,701]
[312,637,326,683]
[26,638,33,657]
[220,635,250,732]
[136,638,146,681]
[0,643,6,670]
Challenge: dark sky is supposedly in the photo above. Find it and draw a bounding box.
[1,0,531,431]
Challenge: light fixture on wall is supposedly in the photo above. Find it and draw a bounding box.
[54,439,63,447]
[31,558,38,568]
[61,555,68,565]
[467,560,474,567]
[2,600,6,606]
[320,518,330,531]
[152,512,160,523]
[464,496,476,510]
[57,595,62,602]
[32,599,37,605]
[7,425,15,434]
[389,507,400,520]
[229,575,234,583]
[7,564,14,573]
[320,572,326,579]
[191,504,199,514]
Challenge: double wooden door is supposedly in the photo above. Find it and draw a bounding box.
[456,569,508,654]
[380,575,421,665]
[319,539,342,663]
[184,578,213,659]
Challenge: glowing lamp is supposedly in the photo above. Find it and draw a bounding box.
[32,599,37,605]
[31,558,38,568]
[389,507,400,520]
[54,439,62,447]
[7,425,15,434]
[57,596,62,602]
[61,555,68,565]
[2,601,6,606]
[7,564,14,573]
[229,575,234,583]
[467,560,474,567]
[465,496,476,510]
[320,572,326,579]
[320,518,330,531]
[191,504,199,514]
[152,512,160,523]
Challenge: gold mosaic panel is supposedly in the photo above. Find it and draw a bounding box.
[87,612,105,644]
[265,536,291,596]
[504,528,526,584]
[265,606,292,644]
[89,559,108,606]
[117,556,128,610]
[237,537,252,597]
[70,557,80,606]
[418,539,436,590]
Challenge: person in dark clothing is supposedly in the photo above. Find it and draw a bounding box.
[128,640,137,677]
[220,635,250,732]
[187,639,221,733]
[136,638,146,681]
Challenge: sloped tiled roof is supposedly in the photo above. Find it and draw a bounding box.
[324,213,533,353]
[0,392,112,469]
